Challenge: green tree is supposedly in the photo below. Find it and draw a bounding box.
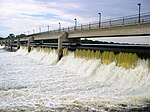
[0,37,3,40]
[16,34,26,38]
[7,33,15,39]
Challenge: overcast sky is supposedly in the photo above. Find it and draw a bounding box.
[0,0,150,38]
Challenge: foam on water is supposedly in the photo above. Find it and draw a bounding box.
[58,53,150,95]
[0,47,149,111]
[0,46,4,48]
[17,47,58,64]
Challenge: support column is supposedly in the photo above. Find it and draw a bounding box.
[7,40,10,49]
[0,41,2,46]
[7,40,9,48]
[17,39,20,50]
[10,39,13,51]
[5,40,7,48]
[8,39,11,50]
[57,32,81,61]
[58,32,68,61]
[27,37,34,52]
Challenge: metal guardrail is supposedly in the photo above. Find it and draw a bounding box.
[28,12,150,36]
[0,12,150,41]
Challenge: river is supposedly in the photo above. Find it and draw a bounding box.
[0,46,150,112]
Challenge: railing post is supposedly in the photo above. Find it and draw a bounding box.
[74,18,77,31]
[59,22,61,33]
[98,13,101,29]
[138,3,141,24]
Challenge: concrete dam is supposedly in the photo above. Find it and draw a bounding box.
[0,12,150,111]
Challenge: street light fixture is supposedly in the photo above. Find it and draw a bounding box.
[47,25,49,32]
[137,3,141,23]
[39,28,41,33]
[98,13,101,28]
[59,22,61,32]
[74,18,77,30]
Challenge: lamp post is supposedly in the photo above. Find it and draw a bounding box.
[137,3,141,23]
[39,28,41,33]
[47,25,49,32]
[98,13,101,28]
[74,18,77,30]
[59,22,61,32]
[33,30,34,34]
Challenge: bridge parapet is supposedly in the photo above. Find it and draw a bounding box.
[24,12,150,37]
[68,23,150,38]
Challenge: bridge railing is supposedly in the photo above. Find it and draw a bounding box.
[27,12,150,36]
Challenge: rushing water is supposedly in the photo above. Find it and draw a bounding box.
[0,46,150,112]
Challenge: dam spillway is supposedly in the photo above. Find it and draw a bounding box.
[0,11,150,111]
[30,43,150,58]
[0,45,150,111]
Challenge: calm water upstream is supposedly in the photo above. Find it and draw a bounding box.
[0,46,150,112]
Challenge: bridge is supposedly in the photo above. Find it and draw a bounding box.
[0,12,150,60]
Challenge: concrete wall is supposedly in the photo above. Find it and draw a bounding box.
[14,23,150,42]
[68,23,150,38]
[0,23,150,47]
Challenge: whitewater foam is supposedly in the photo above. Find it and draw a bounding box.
[10,46,150,111]
[16,47,150,94]
[17,47,58,64]
[0,45,4,48]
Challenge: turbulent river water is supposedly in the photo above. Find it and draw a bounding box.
[0,46,150,112]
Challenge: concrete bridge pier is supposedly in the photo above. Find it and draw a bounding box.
[27,37,34,52]
[58,32,67,61]
[17,39,20,50]
[7,40,10,49]
[2,41,3,46]
[4,40,10,49]
[0,41,2,46]
[8,40,10,49]
[57,32,81,61]
[10,39,13,51]
[4,40,7,48]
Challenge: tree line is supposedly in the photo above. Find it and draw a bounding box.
[0,33,26,40]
